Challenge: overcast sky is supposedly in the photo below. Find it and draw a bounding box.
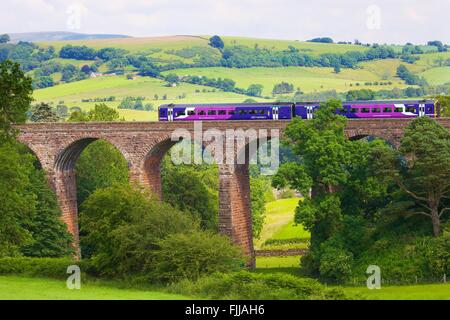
[1,0,449,44]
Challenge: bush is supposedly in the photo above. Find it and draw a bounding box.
[318,245,353,283]
[152,231,244,283]
[351,234,450,283]
[170,271,349,300]
[79,184,199,278]
[0,257,76,279]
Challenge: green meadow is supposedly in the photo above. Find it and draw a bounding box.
[0,276,189,300]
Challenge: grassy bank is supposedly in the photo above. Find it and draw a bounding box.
[0,275,190,300]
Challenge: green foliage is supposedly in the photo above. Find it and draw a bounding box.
[209,35,224,50]
[29,102,60,122]
[20,168,73,257]
[0,142,35,257]
[396,64,428,86]
[152,231,244,283]
[250,177,271,238]
[68,103,121,122]
[0,257,76,279]
[75,140,129,205]
[370,117,450,236]
[346,89,375,101]
[272,82,294,95]
[0,34,10,44]
[79,184,198,277]
[318,243,353,282]
[0,60,33,140]
[170,271,348,300]
[246,84,263,97]
[162,160,218,230]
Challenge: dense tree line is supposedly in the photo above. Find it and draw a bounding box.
[220,45,397,69]
[0,60,72,258]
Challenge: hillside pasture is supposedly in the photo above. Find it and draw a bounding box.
[164,66,410,96]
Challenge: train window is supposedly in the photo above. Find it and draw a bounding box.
[218,110,226,115]
[361,108,370,113]
[406,107,416,113]
[427,106,433,112]
[187,110,195,115]
[350,108,358,113]
[383,107,392,113]
[239,110,247,115]
[249,110,257,115]
[208,110,216,115]
[159,109,166,115]
[259,110,266,115]
[394,107,403,112]
[372,108,381,113]
[228,110,235,115]
[198,110,206,115]
[176,111,186,117]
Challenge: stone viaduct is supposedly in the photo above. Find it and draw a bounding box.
[14,118,450,267]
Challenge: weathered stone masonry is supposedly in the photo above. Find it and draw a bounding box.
[15,119,450,267]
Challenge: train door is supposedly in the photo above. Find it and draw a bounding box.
[307,106,314,120]
[419,103,425,117]
[272,106,279,120]
[168,107,174,121]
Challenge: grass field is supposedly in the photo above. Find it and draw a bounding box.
[0,276,190,300]
[341,283,450,300]
[33,74,266,120]
[222,36,369,55]
[419,67,450,85]
[164,66,410,96]
[255,256,302,269]
[254,198,309,250]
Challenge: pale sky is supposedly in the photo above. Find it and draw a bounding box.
[1,0,449,44]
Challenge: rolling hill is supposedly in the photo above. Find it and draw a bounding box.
[28,35,449,121]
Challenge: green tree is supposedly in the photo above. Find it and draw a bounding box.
[370,117,450,236]
[246,84,264,97]
[29,103,60,122]
[0,60,33,140]
[76,141,129,205]
[209,35,224,50]
[333,64,341,74]
[0,34,10,43]
[20,167,73,257]
[0,142,35,256]
[162,160,218,230]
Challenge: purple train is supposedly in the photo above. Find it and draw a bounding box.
[158,100,439,121]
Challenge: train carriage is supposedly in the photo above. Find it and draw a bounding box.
[158,100,438,121]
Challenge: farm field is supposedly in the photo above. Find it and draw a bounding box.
[163,66,411,96]
[341,283,450,300]
[0,275,190,300]
[254,198,309,250]
[419,67,450,85]
[33,75,267,120]
[222,36,369,55]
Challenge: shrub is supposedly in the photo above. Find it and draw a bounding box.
[79,184,199,278]
[318,241,353,282]
[152,231,244,283]
[0,257,76,279]
[170,271,349,300]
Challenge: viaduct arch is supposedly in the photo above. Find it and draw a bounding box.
[15,119,450,267]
